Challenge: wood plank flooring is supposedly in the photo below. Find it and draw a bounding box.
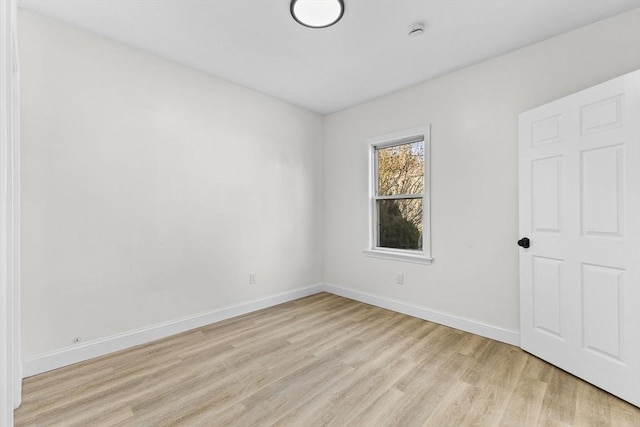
[14,292,640,426]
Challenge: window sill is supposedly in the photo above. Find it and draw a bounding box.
[363,249,434,265]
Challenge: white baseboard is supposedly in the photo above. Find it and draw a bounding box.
[323,283,520,347]
[23,282,520,378]
[22,284,324,378]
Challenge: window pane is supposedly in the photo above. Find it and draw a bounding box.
[377,141,424,196]
[377,198,423,250]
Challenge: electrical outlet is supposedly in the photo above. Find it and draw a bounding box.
[396,273,404,285]
[249,273,256,285]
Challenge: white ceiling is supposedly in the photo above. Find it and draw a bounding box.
[18,0,640,114]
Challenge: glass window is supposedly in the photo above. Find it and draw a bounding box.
[367,126,431,263]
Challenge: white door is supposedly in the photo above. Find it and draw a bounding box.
[519,70,640,406]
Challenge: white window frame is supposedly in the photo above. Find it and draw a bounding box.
[364,125,433,265]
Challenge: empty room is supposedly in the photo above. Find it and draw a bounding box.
[2,0,640,425]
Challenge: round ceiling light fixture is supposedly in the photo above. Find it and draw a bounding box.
[291,0,345,29]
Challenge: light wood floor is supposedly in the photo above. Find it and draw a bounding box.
[15,292,640,426]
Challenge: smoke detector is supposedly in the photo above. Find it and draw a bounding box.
[408,23,425,37]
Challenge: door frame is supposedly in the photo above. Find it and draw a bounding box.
[1,0,22,424]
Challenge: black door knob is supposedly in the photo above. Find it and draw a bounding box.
[517,237,530,248]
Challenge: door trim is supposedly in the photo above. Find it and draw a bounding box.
[1,1,22,424]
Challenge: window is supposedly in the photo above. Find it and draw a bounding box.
[365,126,432,264]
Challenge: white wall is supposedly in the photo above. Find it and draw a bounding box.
[19,10,324,358]
[323,9,640,336]
[19,6,640,364]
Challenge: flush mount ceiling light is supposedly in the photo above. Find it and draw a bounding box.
[291,0,345,29]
